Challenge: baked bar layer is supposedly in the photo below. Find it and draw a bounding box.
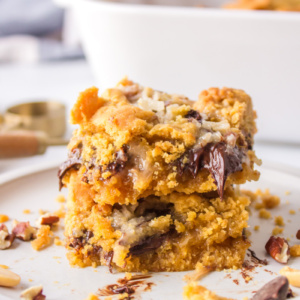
[59,79,260,206]
[64,171,250,272]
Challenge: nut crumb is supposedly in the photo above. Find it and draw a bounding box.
[0,215,9,223]
[36,213,59,227]
[259,208,271,219]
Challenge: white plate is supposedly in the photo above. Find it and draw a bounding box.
[0,163,299,300]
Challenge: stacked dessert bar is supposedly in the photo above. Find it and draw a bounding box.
[59,78,260,272]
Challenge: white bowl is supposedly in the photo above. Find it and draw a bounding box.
[57,0,300,143]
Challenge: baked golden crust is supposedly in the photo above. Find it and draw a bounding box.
[60,79,260,206]
[65,171,250,271]
[61,78,260,272]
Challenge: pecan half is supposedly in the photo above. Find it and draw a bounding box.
[265,236,290,264]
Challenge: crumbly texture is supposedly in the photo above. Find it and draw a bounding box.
[290,245,300,257]
[183,281,233,300]
[65,172,250,271]
[61,79,260,272]
[272,226,284,235]
[274,216,285,226]
[61,78,260,206]
[31,225,53,251]
[259,208,271,219]
[224,0,300,11]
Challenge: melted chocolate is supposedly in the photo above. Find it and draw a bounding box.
[58,148,82,190]
[98,274,153,299]
[248,249,268,266]
[185,110,202,122]
[104,251,114,273]
[106,145,129,175]
[129,229,175,256]
[176,142,244,200]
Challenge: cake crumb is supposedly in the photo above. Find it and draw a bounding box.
[0,265,9,269]
[28,279,33,282]
[125,272,132,280]
[23,209,31,214]
[54,236,63,246]
[285,191,290,195]
[289,210,296,215]
[272,226,284,235]
[259,209,271,219]
[274,216,285,226]
[31,225,53,251]
[54,204,66,218]
[290,245,300,257]
[85,293,99,300]
[183,281,231,300]
[39,209,47,215]
[254,225,260,231]
[254,189,280,209]
[56,194,66,203]
[0,214,9,223]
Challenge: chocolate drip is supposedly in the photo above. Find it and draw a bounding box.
[58,148,82,190]
[203,142,243,200]
[185,109,202,122]
[176,142,244,200]
[104,251,114,273]
[129,229,175,256]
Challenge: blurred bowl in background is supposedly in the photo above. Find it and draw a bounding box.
[56,0,300,144]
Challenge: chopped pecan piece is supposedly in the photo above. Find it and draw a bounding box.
[296,230,300,240]
[265,236,290,264]
[36,213,59,227]
[12,220,37,241]
[0,224,14,250]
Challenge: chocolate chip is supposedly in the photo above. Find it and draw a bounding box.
[175,142,244,200]
[58,148,82,190]
[185,110,202,122]
[106,145,129,175]
[251,276,289,300]
[129,229,176,256]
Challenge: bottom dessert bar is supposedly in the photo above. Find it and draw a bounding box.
[64,171,250,272]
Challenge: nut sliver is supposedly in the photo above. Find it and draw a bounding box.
[0,268,21,287]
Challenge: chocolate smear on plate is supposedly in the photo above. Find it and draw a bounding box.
[98,274,153,299]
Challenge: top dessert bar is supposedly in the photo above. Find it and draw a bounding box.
[59,78,260,206]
